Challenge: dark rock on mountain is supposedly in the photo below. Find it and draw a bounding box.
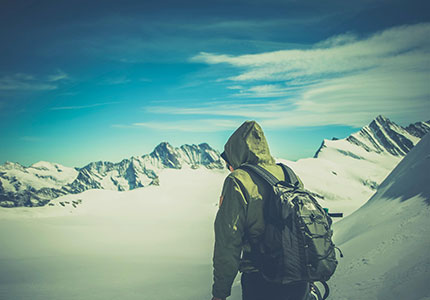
[405,121,430,138]
[0,142,223,207]
[315,115,430,159]
[150,142,182,169]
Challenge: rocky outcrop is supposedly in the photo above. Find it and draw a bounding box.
[315,115,430,158]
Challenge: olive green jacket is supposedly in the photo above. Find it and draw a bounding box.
[212,121,303,299]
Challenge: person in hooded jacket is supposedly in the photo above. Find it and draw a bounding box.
[211,121,310,300]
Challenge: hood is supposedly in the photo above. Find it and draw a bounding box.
[222,121,275,169]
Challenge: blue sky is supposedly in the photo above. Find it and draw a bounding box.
[1,0,429,167]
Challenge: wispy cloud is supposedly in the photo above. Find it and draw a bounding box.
[0,70,70,91]
[234,84,304,98]
[132,119,241,132]
[192,24,430,82]
[145,101,289,119]
[0,73,57,91]
[146,23,430,129]
[47,70,69,82]
[103,76,131,85]
[50,101,119,110]
[226,85,243,90]
[111,124,136,129]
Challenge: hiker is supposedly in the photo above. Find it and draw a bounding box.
[210,120,310,300]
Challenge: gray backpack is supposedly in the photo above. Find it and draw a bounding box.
[241,163,341,299]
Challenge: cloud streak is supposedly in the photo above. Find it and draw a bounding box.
[50,102,119,110]
[142,23,430,130]
[192,24,430,82]
[132,119,241,132]
[102,76,131,85]
[0,70,70,91]
[0,74,57,91]
[47,70,69,82]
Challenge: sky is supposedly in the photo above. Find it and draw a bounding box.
[1,0,429,167]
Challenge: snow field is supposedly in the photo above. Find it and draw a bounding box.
[0,161,78,192]
[1,133,429,299]
[330,196,430,300]
[0,168,236,300]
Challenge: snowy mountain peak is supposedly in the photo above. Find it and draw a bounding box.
[374,114,389,124]
[149,142,182,169]
[30,161,76,173]
[0,142,223,207]
[143,142,224,170]
[151,142,176,155]
[304,116,430,212]
[81,160,114,173]
[0,161,25,171]
[314,116,429,159]
[197,142,210,149]
[367,115,416,156]
[405,120,430,138]
[31,161,57,169]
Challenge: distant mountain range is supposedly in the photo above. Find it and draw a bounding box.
[0,116,429,208]
[0,143,223,207]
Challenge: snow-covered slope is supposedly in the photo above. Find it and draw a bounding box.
[0,161,78,207]
[329,133,430,300]
[0,167,229,300]
[0,142,223,207]
[280,116,430,216]
[0,161,78,190]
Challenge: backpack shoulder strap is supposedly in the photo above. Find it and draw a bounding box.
[277,163,300,187]
[240,163,278,186]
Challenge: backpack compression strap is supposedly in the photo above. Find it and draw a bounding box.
[241,163,299,187]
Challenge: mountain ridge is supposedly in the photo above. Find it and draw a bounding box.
[0,142,223,207]
[1,116,429,208]
[277,116,430,215]
[314,115,429,158]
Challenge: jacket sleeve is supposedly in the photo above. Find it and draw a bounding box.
[212,175,247,299]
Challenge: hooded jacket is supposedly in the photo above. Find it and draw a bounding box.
[212,121,303,299]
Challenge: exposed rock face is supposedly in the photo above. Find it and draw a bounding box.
[0,143,223,207]
[142,142,223,170]
[66,157,159,194]
[178,143,223,169]
[0,161,77,207]
[314,115,430,158]
[285,116,429,216]
[405,121,430,138]
[149,142,182,169]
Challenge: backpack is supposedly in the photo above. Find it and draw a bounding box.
[240,163,341,300]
